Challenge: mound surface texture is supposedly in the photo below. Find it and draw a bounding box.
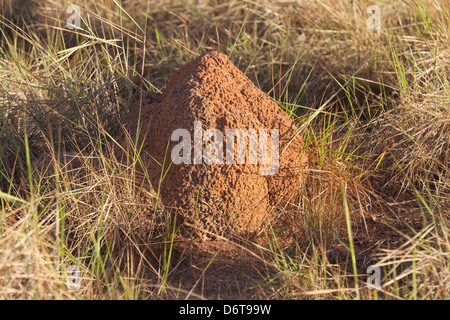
[117,51,307,237]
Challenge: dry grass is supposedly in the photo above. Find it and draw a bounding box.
[0,0,449,299]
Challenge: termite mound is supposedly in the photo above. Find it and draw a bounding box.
[117,51,308,238]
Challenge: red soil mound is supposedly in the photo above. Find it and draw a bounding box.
[117,51,308,237]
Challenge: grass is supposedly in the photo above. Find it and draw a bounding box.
[0,0,449,299]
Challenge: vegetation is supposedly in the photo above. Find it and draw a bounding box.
[0,0,448,299]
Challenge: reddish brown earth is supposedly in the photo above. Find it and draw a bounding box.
[117,51,308,237]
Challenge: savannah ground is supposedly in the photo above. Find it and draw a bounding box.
[0,0,449,299]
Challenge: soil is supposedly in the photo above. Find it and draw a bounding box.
[157,239,277,299]
[117,51,308,238]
